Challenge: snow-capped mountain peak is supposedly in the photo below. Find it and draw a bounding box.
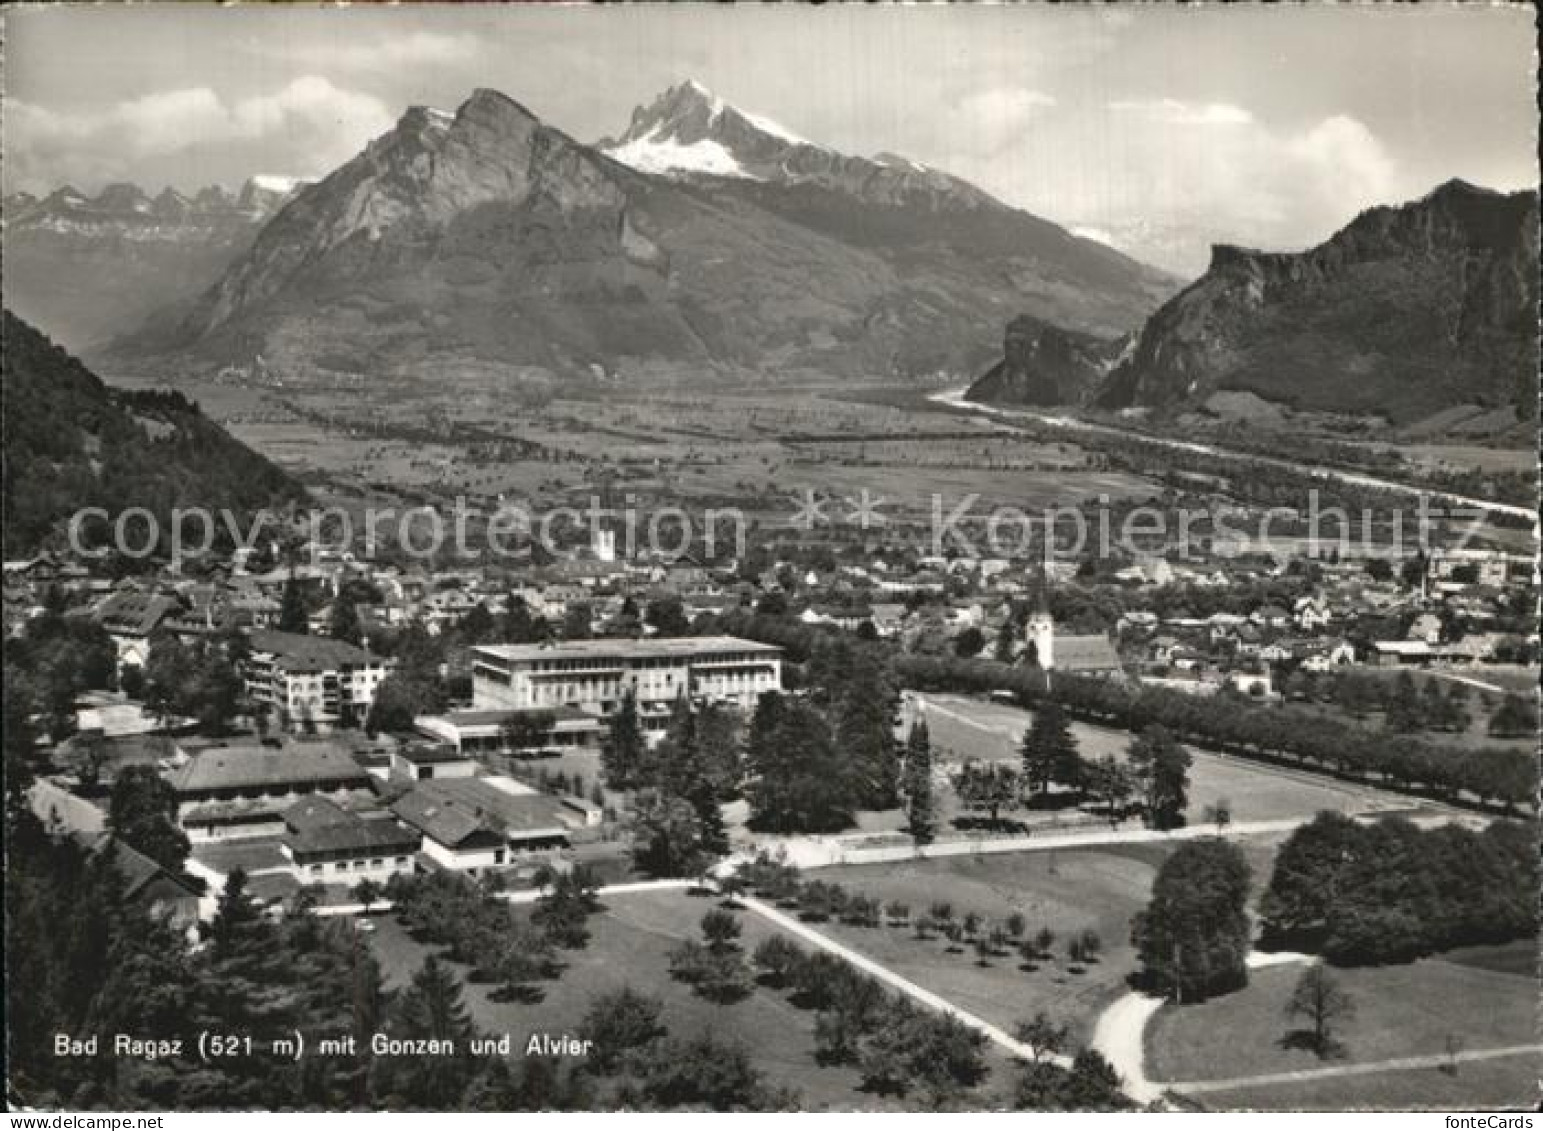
[599,82,998,215]
[602,79,817,180]
[248,174,307,195]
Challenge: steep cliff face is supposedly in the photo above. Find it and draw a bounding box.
[106,82,1174,388]
[1095,180,1539,423]
[965,315,1125,406]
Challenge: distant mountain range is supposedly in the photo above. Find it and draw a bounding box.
[2,177,307,351]
[2,311,307,556]
[968,179,1539,431]
[87,81,1173,389]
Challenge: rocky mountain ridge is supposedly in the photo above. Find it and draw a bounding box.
[969,179,1539,429]
[103,83,1174,388]
[3,177,308,350]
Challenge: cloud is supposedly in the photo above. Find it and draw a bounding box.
[5,77,394,192]
[256,31,481,73]
[936,87,1057,158]
[929,98,1401,276]
[1110,98,1254,127]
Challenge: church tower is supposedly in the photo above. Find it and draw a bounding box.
[1024,577,1054,670]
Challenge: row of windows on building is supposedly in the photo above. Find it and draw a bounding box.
[304,855,412,876]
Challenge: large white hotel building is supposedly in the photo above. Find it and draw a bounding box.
[469,636,783,722]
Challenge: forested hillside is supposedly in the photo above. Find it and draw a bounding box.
[2,311,306,556]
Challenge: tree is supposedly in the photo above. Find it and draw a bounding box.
[380,955,479,1107]
[650,698,730,859]
[118,663,146,700]
[1387,670,1424,732]
[629,791,706,878]
[143,631,194,723]
[1488,693,1535,738]
[1203,798,1233,833]
[499,594,550,644]
[531,864,601,949]
[1132,838,1252,1002]
[1258,811,1364,947]
[107,765,189,873]
[644,596,690,637]
[366,672,437,735]
[993,617,1020,663]
[700,908,743,953]
[73,729,109,792]
[1127,724,1191,830]
[1285,965,1356,1058]
[1020,702,1082,799]
[954,760,1020,826]
[691,702,745,801]
[858,1009,988,1106]
[328,593,362,645]
[638,1032,774,1110]
[953,625,986,658]
[1059,1049,1128,1111]
[561,603,592,640]
[500,708,556,759]
[834,647,901,809]
[347,877,382,915]
[1014,1011,1069,1064]
[903,719,936,845]
[746,694,860,834]
[668,911,753,1003]
[1084,755,1135,821]
[600,689,648,790]
[278,572,308,633]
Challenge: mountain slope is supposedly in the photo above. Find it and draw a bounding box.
[2,179,304,352]
[110,84,1173,387]
[1094,180,1539,423]
[2,311,307,556]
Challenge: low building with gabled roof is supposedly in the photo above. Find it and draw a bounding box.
[170,742,373,841]
[279,796,419,887]
[391,777,571,875]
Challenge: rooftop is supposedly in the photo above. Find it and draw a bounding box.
[282,799,420,857]
[392,777,570,846]
[248,629,387,672]
[473,635,780,664]
[171,743,370,794]
[1055,634,1124,673]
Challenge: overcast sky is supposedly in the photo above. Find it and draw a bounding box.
[4,3,1536,272]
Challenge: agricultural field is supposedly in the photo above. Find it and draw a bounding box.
[903,692,1434,828]
[1146,942,1539,1110]
[209,378,1157,521]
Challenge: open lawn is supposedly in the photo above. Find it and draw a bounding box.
[1147,947,1537,1108]
[368,886,1017,1109]
[906,692,1431,828]
[807,848,1158,1043]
